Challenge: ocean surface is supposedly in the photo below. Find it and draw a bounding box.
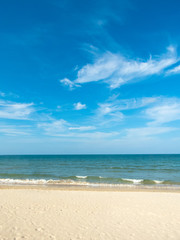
[0,154,180,188]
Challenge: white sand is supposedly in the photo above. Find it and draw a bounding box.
[0,188,180,240]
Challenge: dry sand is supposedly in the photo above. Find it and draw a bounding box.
[0,188,180,240]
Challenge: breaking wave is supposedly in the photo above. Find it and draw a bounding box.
[0,176,180,189]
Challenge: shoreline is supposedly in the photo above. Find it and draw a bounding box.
[1,183,180,192]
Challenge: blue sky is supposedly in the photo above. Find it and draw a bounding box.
[1,0,180,154]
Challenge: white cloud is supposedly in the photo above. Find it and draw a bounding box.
[97,102,124,120]
[38,119,96,135]
[95,103,124,127]
[70,131,119,139]
[166,64,180,74]
[61,46,178,89]
[126,126,176,138]
[37,119,116,138]
[60,78,80,89]
[95,96,158,124]
[114,97,158,111]
[0,124,31,136]
[69,126,96,131]
[0,100,35,120]
[38,119,69,135]
[146,99,180,126]
[74,102,87,110]
[125,97,180,138]
[97,103,115,115]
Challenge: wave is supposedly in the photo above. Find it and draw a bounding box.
[121,178,165,184]
[0,177,180,187]
[76,176,87,179]
[121,178,143,184]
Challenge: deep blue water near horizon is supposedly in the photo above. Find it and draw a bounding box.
[0,154,180,186]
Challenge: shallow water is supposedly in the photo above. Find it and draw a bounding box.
[0,154,180,187]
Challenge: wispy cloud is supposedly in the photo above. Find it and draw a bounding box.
[126,126,176,138]
[95,96,158,124]
[125,97,180,137]
[109,96,157,111]
[96,102,124,123]
[37,119,69,135]
[74,102,87,110]
[37,118,114,138]
[0,125,31,136]
[146,98,180,126]
[69,126,96,131]
[0,100,35,120]
[166,64,180,74]
[38,119,95,135]
[60,78,80,90]
[61,46,178,89]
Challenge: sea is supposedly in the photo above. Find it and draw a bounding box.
[0,154,180,189]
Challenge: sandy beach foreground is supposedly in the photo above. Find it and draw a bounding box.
[0,188,180,240]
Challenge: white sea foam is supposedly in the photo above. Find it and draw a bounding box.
[0,178,82,185]
[76,176,87,179]
[154,180,164,184]
[122,178,143,184]
[0,178,48,185]
[0,178,179,190]
[0,178,164,185]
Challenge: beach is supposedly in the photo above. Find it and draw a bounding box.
[0,187,180,240]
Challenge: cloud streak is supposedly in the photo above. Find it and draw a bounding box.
[60,46,178,89]
[69,126,96,131]
[146,98,180,126]
[37,119,115,138]
[166,64,180,74]
[0,125,31,136]
[126,126,176,138]
[95,96,158,125]
[125,97,180,137]
[0,100,35,120]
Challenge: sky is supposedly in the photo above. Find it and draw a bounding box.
[0,0,180,154]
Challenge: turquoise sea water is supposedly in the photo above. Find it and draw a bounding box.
[0,155,180,187]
